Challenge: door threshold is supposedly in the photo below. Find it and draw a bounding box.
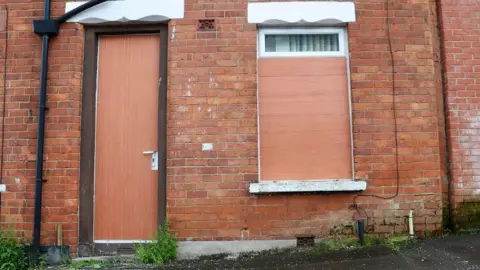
[94,240,153,244]
[84,242,150,257]
[73,254,134,262]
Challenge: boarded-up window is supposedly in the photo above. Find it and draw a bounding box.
[258,28,352,181]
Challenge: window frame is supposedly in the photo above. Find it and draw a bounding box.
[258,27,347,58]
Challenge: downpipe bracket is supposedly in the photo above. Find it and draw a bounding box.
[35,178,47,183]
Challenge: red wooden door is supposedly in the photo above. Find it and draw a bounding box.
[94,35,160,241]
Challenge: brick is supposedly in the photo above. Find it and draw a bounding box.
[0,0,448,252]
[438,0,480,229]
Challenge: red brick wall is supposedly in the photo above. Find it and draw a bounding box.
[438,0,480,228]
[349,0,445,234]
[0,0,445,251]
[0,0,83,249]
[168,0,444,240]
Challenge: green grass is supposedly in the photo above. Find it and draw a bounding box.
[70,259,115,269]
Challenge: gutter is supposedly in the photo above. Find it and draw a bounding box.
[32,0,109,258]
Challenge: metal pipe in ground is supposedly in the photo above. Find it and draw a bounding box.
[357,219,365,245]
[409,210,415,238]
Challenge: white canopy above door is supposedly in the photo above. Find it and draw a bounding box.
[65,0,184,23]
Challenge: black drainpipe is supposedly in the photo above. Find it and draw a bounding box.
[434,0,455,232]
[31,0,51,257]
[32,0,109,257]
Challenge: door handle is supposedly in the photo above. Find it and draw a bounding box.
[143,150,158,171]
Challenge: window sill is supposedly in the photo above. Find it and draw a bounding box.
[249,180,366,194]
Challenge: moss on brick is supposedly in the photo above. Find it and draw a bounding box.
[455,201,480,229]
[443,207,452,230]
[311,235,413,254]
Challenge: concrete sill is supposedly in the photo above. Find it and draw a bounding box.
[249,180,367,194]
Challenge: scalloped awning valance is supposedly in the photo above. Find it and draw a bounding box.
[64,0,184,24]
[248,1,356,25]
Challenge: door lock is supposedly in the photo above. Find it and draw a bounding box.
[143,151,158,171]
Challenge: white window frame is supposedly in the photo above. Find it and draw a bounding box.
[258,27,347,58]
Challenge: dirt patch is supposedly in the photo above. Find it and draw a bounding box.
[155,245,396,270]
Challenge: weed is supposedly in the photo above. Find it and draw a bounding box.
[0,227,29,270]
[31,254,48,270]
[135,221,177,265]
[443,228,453,235]
[313,238,360,253]
[384,236,410,252]
[455,228,480,235]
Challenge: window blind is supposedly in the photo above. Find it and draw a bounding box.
[265,34,340,53]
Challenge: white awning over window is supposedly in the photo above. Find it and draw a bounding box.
[65,0,184,23]
[248,1,356,25]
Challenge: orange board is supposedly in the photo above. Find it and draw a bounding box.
[94,35,160,240]
[258,57,352,181]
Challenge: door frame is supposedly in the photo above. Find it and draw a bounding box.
[79,24,168,256]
